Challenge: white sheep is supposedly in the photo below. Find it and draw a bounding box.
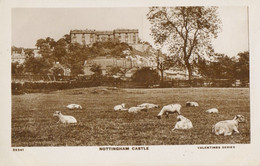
[212,115,246,136]
[114,103,127,111]
[53,111,77,124]
[128,106,147,113]
[206,108,219,113]
[67,104,82,110]
[172,115,193,131]
[186,101,199,107]
[157,104,181,119]
[137,103,159,109]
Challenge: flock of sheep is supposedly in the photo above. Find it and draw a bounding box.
[53,102,246,136]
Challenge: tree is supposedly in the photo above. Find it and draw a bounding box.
[36,37,56,50]
[132,67,160,86]
[215,54,236,79]
[156,50,174,84]
[24,56,52,74]
[53,38,67,63]
[65,43,86,76]
[197,53,236,80]
[63,34,71,44]
[51,65,64,76]
[24,49,34,57]
[147,7,222,81]
[235,51,249,81]
[107,66,124,76]
[35,39,46,49]
[90,64,103,85]
[90,63,102,75]
[12,62,24,75]
[45,37,56,49]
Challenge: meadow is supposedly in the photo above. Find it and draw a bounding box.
[12,87,250,146]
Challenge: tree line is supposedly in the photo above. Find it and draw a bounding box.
[12,36,132,76]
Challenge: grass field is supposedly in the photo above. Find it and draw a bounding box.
[12,87,250,146]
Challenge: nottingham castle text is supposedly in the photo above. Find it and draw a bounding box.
[70,29,139,46]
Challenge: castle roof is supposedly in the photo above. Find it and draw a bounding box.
[96,31,113,35]
[114,29,138,33]
[70,28,138,34]
[70,29,96,34]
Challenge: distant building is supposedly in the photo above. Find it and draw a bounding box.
[163,68,202,80]
[32,49,41,58]
[12,48,42,65]
[12,49,26,64]
[70,29,139,46]
[83,56,132,75]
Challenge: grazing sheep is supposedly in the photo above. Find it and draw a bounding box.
[186,101,199,107]
[114,103,127,111]
[157,104,181,119]
[67,104,82,110]
[206,108,219,113]
[137,103,159,109]
[212,115,246,136]
[172,115,193,131]
[53,111,77,124]
[128,106,147,114]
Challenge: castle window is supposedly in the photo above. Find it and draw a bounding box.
[133,35,136,43]
[90,34,94,42]
[82,34,85,38]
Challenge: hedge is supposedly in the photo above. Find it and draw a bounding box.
[11,81,96,95]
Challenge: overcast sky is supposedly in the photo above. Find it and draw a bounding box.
[12,7,248,57]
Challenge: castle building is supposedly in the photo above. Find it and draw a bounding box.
[70,29,139,46]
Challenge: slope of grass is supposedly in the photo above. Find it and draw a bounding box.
[12,87,250,146]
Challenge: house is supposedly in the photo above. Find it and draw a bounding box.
[83,56,132,76]
[50,62,71,76]
[11,49,26,64]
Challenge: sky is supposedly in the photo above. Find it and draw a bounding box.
[12,7,248,57]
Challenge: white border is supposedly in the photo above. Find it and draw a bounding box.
[1,0,260,166]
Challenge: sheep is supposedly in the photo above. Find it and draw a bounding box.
[53,111,77,124]
[128,106,147,114]
[172,115,193,131]
[114,103,127,111]
[206,108,219,113]
[157,104,181,119]
[186,101,199,107]
[137,103,159,109]
[212,115,246,136]
[67,104,82,110]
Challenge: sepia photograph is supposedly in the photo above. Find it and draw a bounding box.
[1,0,260,165]
[11,6,250,147]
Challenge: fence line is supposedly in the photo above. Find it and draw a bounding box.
[12,74,249,88]
[12,74,90,82]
